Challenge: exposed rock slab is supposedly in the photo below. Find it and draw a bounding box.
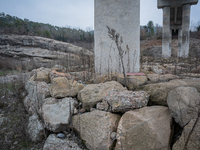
[27,114,44,142]
[117,74,147,90]
[49,77,84,98]
[43,134,82,150]
[77,81,126,111]
[97,89,149,113]
[138,79,200,106]
[72,110,121,150]
[173,118,200,150]
[115,106,172,150]
[42,97,77,132]
[167,86,200,127]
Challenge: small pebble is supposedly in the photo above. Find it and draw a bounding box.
[13,141,18,145]
[110,132,117,140]
[57,133,66,139]
[79,109,86,114]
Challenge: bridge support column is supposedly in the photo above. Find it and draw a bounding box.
[162,7,171,58]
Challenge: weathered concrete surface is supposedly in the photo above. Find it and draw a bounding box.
[181,4,191,58]
[94,0,140,74]
[158,0,198,8]
[162,6,171,58]
[158,0,199,58]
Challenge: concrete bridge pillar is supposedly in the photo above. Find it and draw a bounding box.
[94,0,140,75]
[181,4,191,57]
[162,7,171,58]
[178,28,182,57]
[157,0,198,58]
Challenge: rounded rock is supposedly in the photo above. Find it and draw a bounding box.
[56,133,66,139]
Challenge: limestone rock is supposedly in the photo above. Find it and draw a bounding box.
[96,100,109,112]
[0,35,93,70]
[35,70,50,83]
[77,81,126,111]
[115,106,172,150]
[49,69,78,81]
[98,89,149,113]
[172,118,200,150]
[72,110,121,150]
[138,78,200,106]
[27,114,44,142]
[42,97,77,132]
[43,134,82,150]
[94,73,118,84]
[147,73,179,83]
[117,74,147,90]
[167,86,200,127]
[51,64,67,72]
[24,81,50,114]
[49,77,84,98]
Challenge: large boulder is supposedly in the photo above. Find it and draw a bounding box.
[42,97,77,132]
[138,79,200,106]
[77,81,126,111]
[167,86,200,127]
[27,114,44,142]
[24,80,50,114]
[43,134,82,150]
[72,110,121,150]
[49,77,84,98]
[173,118,200,150]
[97,89,149,113]
[117,74,147,90]
[115,106,172,150]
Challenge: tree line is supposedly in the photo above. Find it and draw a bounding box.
[0,12,93,43]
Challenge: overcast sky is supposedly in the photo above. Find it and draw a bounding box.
[0,0,199,30]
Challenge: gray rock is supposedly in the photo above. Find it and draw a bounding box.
[27,114,44,142]
[138,78,200,106]
[72,110,121,150]
[77,81,126,111]
[172,118,200,150]
[115,106,172,150]
[24,81,50,115]
[42,97,77,132]
[43,134,82,150]
[100,89,149,113]
[96,100,109,112]
[167,86,200,127]
[56,133,66,139]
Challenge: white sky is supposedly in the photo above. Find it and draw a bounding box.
[0,0,199,30]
